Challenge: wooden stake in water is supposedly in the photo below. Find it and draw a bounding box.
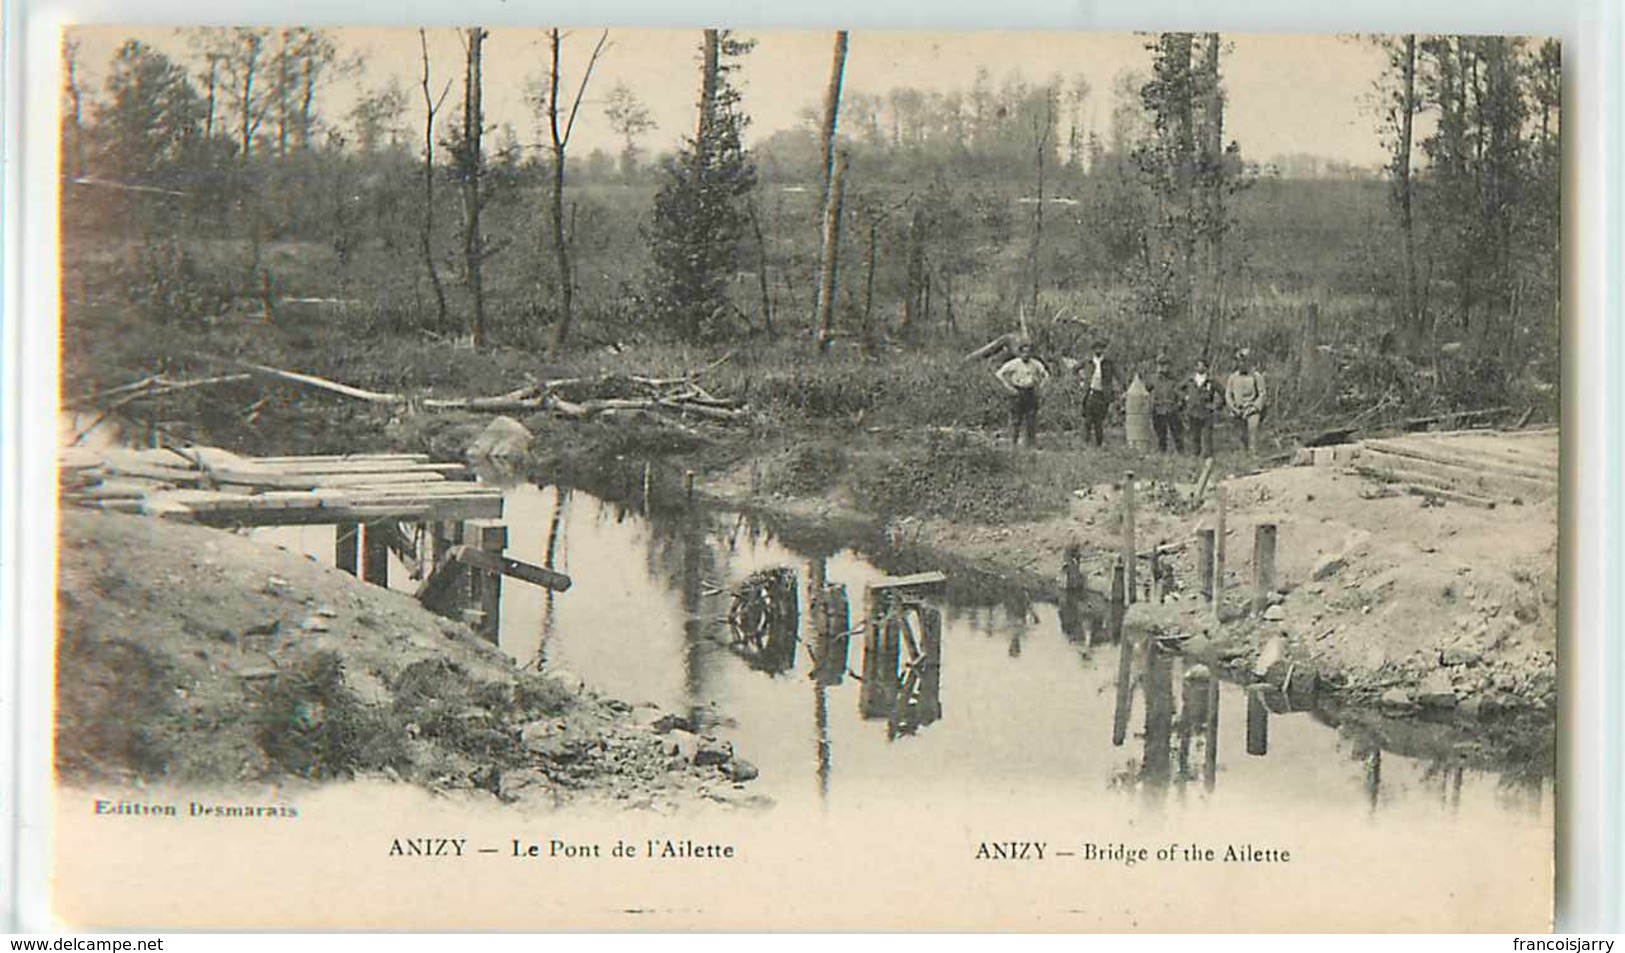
[1204,675,1220,792]
[1197,528,1216,603]
[1213,481,1227,622]
[1110,558,1134,747]
[466,520,508,643]
[1246,684,1269,756]
[1122,471,1137,605]
[1253,522,1279,616]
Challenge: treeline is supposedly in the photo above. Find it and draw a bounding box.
[60,28,1560,397]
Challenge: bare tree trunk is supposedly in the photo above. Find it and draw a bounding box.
[461,27,487,347]
[817,31,849,208]
[1029,90,1053,318]
[1199,33,1224,351]
[1396,34,1420,341]
[748,198,775,335]
[814,151,849,352]
[902,205,925,341]
[545,29,609,355]
[862,214,879,354]
[697,30,719,174]
[418,30,450,331]
[813,32,849,351]
[547,29,574,355]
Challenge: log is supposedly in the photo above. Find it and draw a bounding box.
[868,571,947,590]
[964,333,1013,363]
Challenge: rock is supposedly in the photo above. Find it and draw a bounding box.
[1441,644,1483,667]
[467,415,533,461]
[1262,604,1286,622]
[694,737,733,767]
[1379,688,1415,710]
[631,704,665,728]
[1311,554,1347,581]
[314,605,339,618]
[725,758,759,783]
[520,720,603,762]
[543,669,587,695]
[666,729,700,762]
[652,713,695,734]
[263,575,292,596]
[1417,671,1458,709]
[497,768,553,802]
[1458,695,1485,720]
[299,616,330,632]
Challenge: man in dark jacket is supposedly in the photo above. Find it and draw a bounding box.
[1076,339,1118,448]
[1147,353,1184,453]
[1181,355,1225,458]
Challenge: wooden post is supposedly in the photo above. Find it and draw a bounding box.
[684,469,696,504]
[750,458,761,496]
[1204,674,1220,791]
[1110,558,1133,746]
[1197,528,1216,603]
[1149,544,1164,604]
[1253,522,1278,616]
[1245,684,1269,756]
[362,522,389,587]
[1122,471,1137,604]
[335,521,359,576]
[860,588,899,718]
[1213,481,1227,622]
[642,462,653,515]
[467,520,508,643]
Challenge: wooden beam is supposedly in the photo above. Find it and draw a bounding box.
[867,571,947,591]
[448,545,572,592]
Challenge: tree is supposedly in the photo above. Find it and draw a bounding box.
[95,40,204,181]
[348,79,409,154]
[542,28,610,355]
[416,29,452,331]
[602,82,655,178]
[1376,34,1423,340]
[646,30,758,340]
[813,30,849,351]
[450,27,489,346]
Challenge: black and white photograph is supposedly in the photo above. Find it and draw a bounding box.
[45,24,1559,930]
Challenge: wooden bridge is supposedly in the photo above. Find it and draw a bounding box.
[60,444,567,637]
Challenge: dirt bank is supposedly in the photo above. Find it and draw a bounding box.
[56,509,768,811]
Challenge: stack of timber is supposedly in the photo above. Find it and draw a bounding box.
[1345,429,1558,508]
[59,445,502,525]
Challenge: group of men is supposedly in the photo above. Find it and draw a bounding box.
[993,338,1269,455]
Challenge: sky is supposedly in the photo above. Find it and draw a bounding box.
[67,26,1400,168]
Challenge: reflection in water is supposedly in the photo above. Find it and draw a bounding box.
[412,483,1552,823]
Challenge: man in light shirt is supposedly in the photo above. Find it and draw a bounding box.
[994,339,1051,449]
[1225,348,1269,453]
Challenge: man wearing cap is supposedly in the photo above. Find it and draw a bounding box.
[994,339,1051,449]
[1147,352,1185,453]
[1181,355,1225,458]
[1225,348,1269,452]
[1076,339,1118,448]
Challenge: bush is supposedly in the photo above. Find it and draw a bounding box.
[255,651,405,779]
[851,434,1052,524]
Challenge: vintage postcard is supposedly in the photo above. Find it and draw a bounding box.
[45,25,1557,930]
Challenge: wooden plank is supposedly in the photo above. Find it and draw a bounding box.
[868,571,947,591]
[1359,448,1555,499]
[252,453,430,464]
[450,545,572,592]
[99,460,205,485]
[1365,438,1556,484]
[1402,484,1497,509]
[254,461,466,476]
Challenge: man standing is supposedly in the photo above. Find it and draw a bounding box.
[1147,353,1185,453]
[1077,338,1117,448]
[1182,355,1224,458]
[1225,348,1269,453]
[994,339,1050,449]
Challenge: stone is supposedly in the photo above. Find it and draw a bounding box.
[1417,671,1458,709]
[652,713,695,734]
[1379,688,1415,710]
[694,737,733,767]
[299,616,330,632]
[666,729,700,762]
[631,705,665,728]
[725,758,759,783]
[1311,554,1347,581]
[1441,644,1483,667]
[467,415,533,460]
[1262,604,1287,622]
[520,720,603,762]
[497,768,553,802]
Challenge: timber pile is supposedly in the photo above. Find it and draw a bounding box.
[59,445,502,525]
[1348,429,1558,507]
